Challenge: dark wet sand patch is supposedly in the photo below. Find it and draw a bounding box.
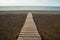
[0,12,27,40]
[32,12,60,40]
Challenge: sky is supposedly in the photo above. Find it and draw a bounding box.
[0,0,60,6]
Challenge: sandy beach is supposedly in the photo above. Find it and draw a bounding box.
[32,12,60,40]
[0,11,60,40]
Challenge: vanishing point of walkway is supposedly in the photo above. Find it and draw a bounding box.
[17,12,41,40]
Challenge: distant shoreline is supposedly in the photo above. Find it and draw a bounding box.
[0,10,60,15]
[0,10,60,12]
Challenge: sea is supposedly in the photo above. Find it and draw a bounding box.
[0,6,60,11]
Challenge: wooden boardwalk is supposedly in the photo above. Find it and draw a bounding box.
[17,12,41,40]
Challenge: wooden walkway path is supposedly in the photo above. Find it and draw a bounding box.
[17,12,41,40]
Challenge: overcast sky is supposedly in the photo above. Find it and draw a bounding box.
[0,0,60,6]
